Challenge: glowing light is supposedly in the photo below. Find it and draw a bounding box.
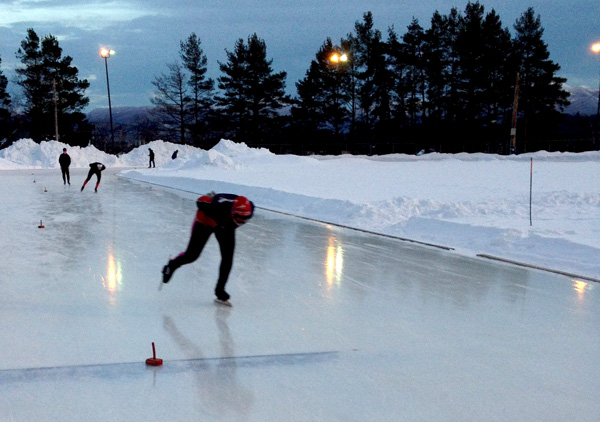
[325,236,344,287]
[573,280,588,300]
[100,47,115,58]
[102,245,122,305]
[592,43,600,54]
[330,52,348,64]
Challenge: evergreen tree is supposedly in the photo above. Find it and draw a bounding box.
[216,33,288,144]
[180,33,214,145]
[402,18,426,125]
[513,8,570,145]
[15,28,90,146]
[151,62,190,144]
[293,60,328,134]
[0,56,12,141]
[480,9,514,124]
[293,38,352,139]
[348,12,392,138]
[455,2,487,123]
[386,27,409,128]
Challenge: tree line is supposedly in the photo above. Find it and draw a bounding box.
[0,3,579,155]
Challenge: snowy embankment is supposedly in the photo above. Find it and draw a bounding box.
[1,138,599,281]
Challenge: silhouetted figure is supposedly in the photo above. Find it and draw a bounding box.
[149,148,155,168]
[58,148,71,185]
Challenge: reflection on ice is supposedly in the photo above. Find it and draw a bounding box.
[325,234,344,287]
[102,243,122,304]
[573,280,588,301]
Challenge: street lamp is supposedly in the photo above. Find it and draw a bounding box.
[591,43,600,148]
[100,47,115,151]
[329,52,348,64]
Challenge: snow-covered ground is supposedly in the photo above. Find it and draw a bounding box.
[1,138,599,281]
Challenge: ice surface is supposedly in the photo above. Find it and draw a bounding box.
[0,169,598,421]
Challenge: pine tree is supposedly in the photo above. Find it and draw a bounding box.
[294,38,352,139]
[216,33,288,144]
[455,1,487,123]
[180,33,214,145]
[151,62,191,144]
[348,12,392,138]
[513,7,570,144]
[386,27,409,128]
[480,9,514,124]
[0,56,11,141]
[402,18,426,125]
[15,28,90,145]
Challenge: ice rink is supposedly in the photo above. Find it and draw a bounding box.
[0,169,598,421]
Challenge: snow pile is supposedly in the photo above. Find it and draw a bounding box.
[1,138,599,280]
[0,139,119,168]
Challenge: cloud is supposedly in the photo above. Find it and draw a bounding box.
[0,0,162,30]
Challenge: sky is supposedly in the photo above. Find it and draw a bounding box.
[0,0,598,111]
[1,137,598,283]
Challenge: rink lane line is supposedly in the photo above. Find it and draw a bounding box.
[120,178,597,282]
[477,254,600,283]
[117,176,455,252]
[0,351,339,383]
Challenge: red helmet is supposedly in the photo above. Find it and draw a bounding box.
[232,196,253,225]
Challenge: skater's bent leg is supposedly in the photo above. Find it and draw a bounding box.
[169,222,211,271]
[214,229,235,300]
[82,169,94,189]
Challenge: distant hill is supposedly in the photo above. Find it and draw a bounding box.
[563,85,597,116]
[86,88,597,126]
[86,106,153,125]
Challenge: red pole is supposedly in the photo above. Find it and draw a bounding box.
[529,158,533,226]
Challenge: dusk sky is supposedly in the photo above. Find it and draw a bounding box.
[0,0,598,111]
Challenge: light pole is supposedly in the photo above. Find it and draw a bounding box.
[100,47,115,151]
[592,43,600,148]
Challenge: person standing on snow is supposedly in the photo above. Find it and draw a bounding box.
[149,148,155,168]
[58,148,71,185]
[81,162,106,192]
[161,192,254,306]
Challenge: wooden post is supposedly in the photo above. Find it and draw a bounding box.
[510,73,519,154]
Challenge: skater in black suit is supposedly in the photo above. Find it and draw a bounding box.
[149,148,155,168]
[162,192,254,306]
[81,162,106,192]
[58,148,71,185]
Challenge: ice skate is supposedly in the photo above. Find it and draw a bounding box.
[214,298,232,307]
[162,264,173,284]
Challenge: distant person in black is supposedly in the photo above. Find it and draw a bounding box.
[58,148,71,185]
[161,192,254,306]
[172,150,178,160]
[149,148,155,168]
[81,162,106,192]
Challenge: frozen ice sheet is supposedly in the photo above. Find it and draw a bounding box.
[0,169,598,421]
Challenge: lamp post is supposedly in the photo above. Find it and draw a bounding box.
[592,43,600,148]
[100,47,115,151]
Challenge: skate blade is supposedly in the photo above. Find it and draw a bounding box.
[214,298,232,307]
